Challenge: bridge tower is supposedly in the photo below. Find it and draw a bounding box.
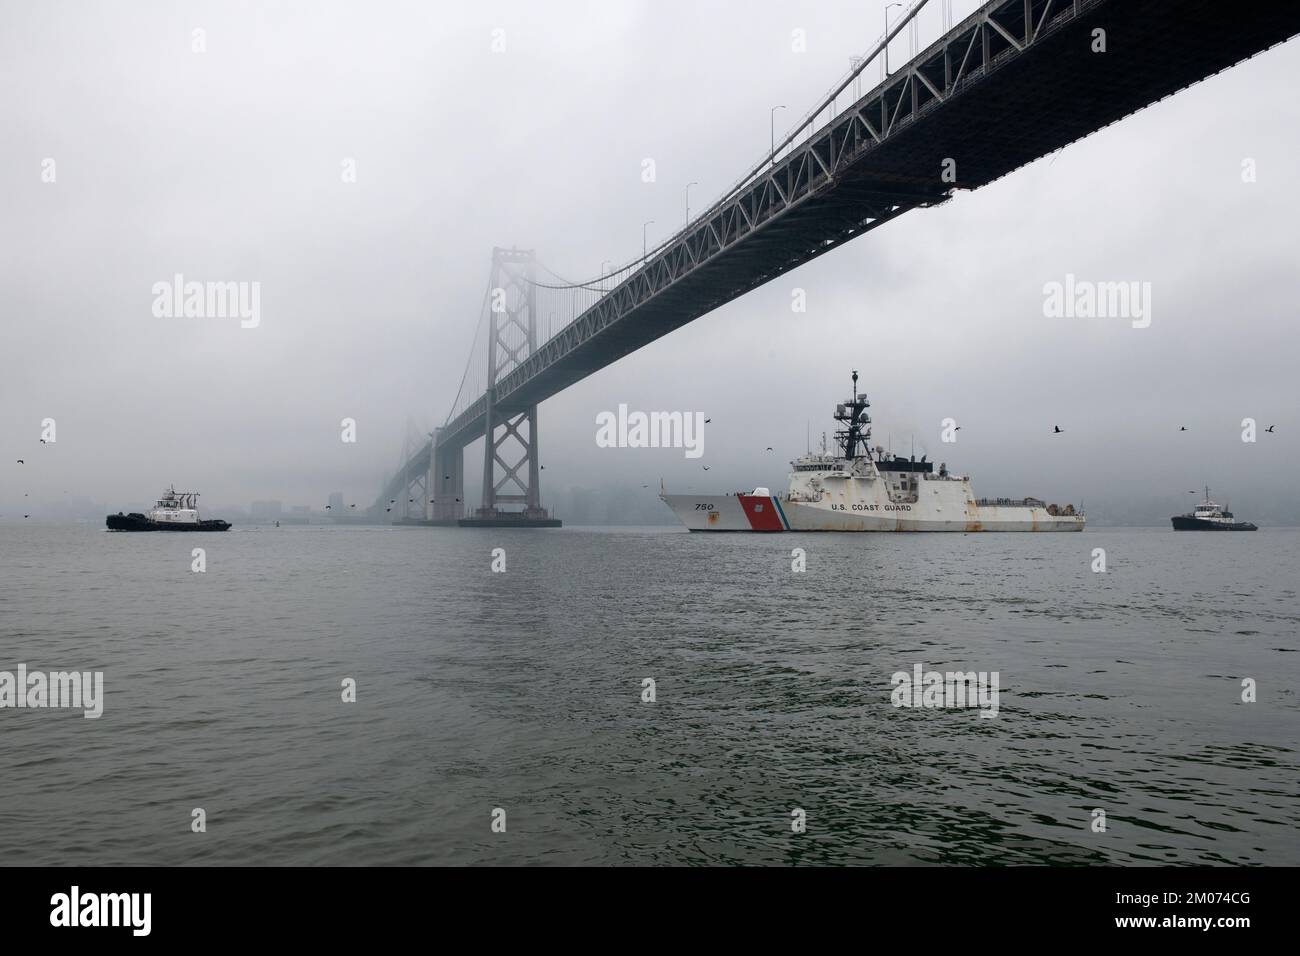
[461,247,559,528]
[429,427,463,523]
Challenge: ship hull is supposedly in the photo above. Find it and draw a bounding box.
[1171,516,1256,531]
[660,494,789,532]
[662,492,1083,532]
[106,513,231,532]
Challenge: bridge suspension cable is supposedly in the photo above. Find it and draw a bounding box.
[521,0,938,293]
[443,281,492,427]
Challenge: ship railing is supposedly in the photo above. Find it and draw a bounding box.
[976,497,1047,508]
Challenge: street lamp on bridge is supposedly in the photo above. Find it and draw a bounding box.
[685,181,698,224]
[770,105,786,167]
[884,3,902,77]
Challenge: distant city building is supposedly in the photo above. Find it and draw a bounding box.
[282,504,311,525]
[250,500,283,521]
[328,492,344,513]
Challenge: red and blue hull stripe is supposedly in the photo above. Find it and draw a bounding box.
[737,494,790,532]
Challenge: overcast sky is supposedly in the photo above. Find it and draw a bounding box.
[3,0,1298,525]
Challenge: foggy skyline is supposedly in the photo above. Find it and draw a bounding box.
[4,0,1299,527]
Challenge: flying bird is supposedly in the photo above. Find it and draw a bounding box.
[39,439,46,444]
[703,466,710,470]
[16,460,23,464]
[765,447,773,451]
[408,498,415,503]
[1179,426,1187,431]
[704,418,711,424]
[1266,425,1276,433]
[955,426,962,431]
[349,504,356,509]
[1052,426,1063,434]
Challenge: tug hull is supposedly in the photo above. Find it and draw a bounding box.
[1171,515,1256,531]
[107,512,231,531]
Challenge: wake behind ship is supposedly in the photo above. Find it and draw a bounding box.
[661,371,1083,533]
[106,486,231,531]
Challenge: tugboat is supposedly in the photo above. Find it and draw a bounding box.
[106,486,231,532]
[1171,487,1257,531]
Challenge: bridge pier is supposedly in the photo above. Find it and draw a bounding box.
[429,428,463,525]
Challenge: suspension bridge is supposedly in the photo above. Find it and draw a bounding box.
[376,0,1300,526]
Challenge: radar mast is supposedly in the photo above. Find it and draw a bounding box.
[833,369,872,460]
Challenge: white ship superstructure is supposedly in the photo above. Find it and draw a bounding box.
[661,370,1084,533]
[148,487,201,525]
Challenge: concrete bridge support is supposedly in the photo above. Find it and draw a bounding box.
[430,429,464,524]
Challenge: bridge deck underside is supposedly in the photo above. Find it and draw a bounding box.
[395,0,1300,506]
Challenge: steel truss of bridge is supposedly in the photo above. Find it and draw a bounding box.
[379,0,1300,522]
